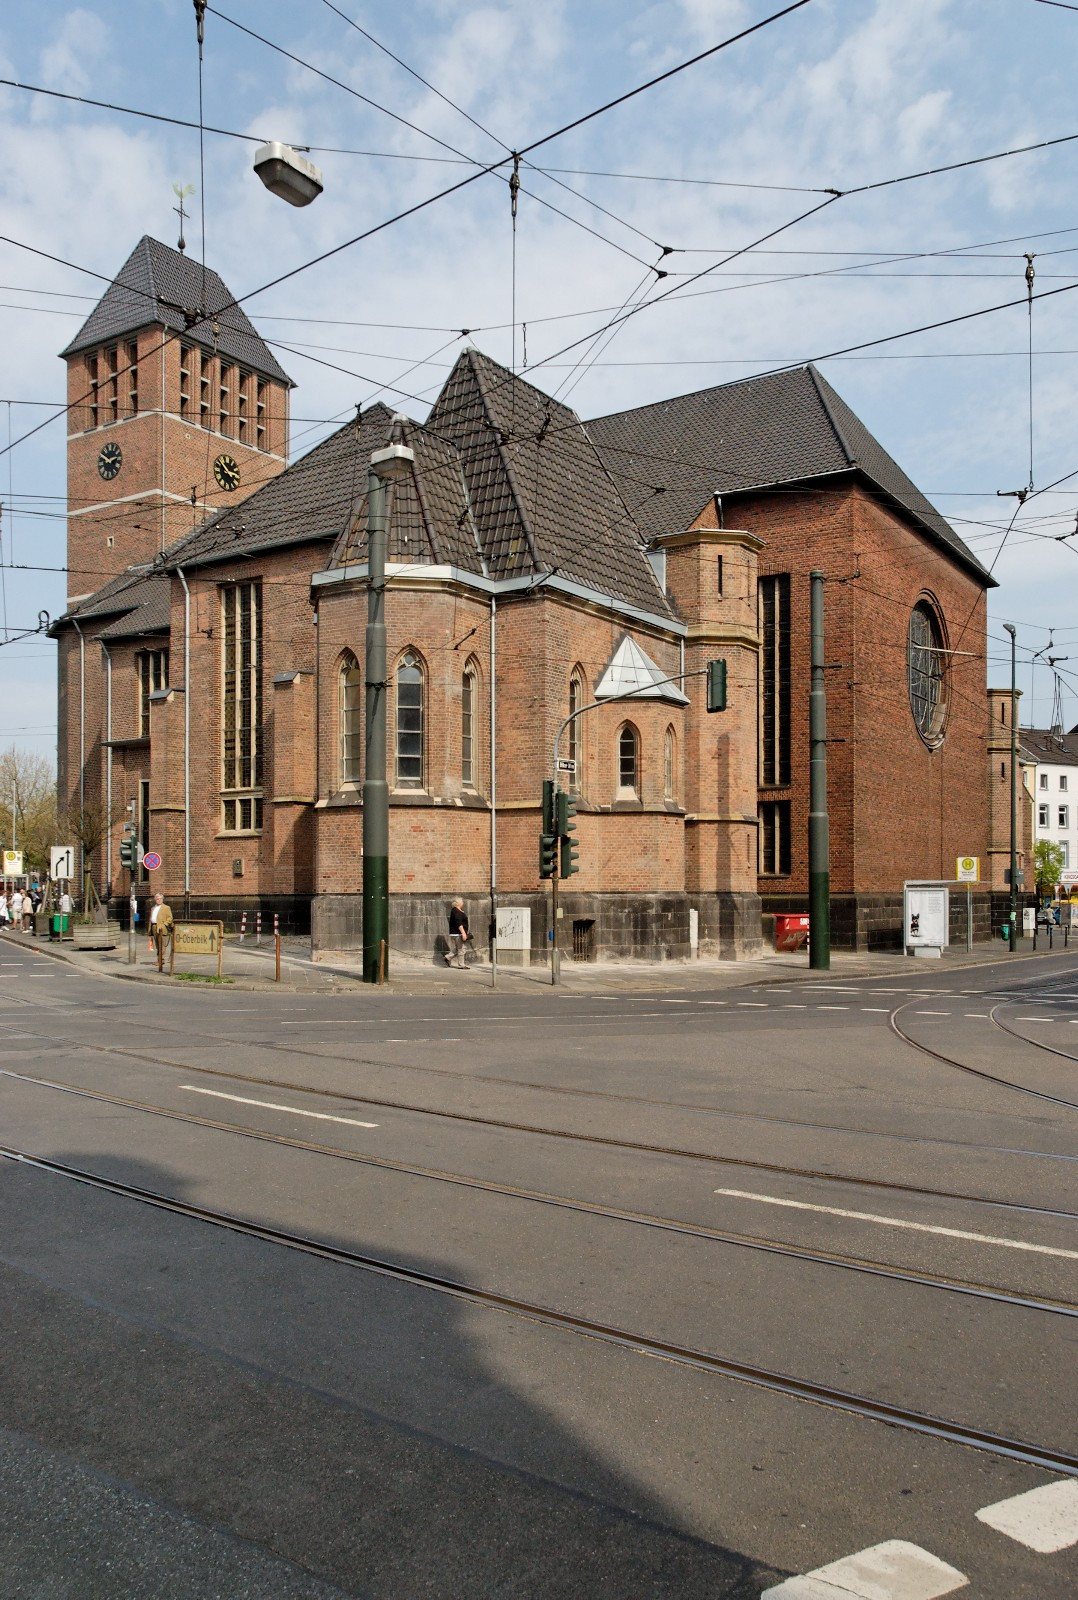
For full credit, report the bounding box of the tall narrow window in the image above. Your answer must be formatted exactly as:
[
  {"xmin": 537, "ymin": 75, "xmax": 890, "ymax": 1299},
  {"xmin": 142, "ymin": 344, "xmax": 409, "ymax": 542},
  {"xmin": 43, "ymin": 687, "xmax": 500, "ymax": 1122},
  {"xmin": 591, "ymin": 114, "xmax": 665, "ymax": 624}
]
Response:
[
  {"xmin": 758, "ymin": 800, "xmax": 791, "ymax": 875},
  {"xmin": 219, "ymin": 363, "xmax": 233, "ymax": 435},
  {"xmin": 137, "ymin": 648, "xmax": 169, "ymax": 738},
  {"xmin": 87, "ymin": 352, "xmax": 99, "ymax": 428},
  {"xmin": 221, "ymin": 580, "xmax": 263, "ymax": 831},
  {"xmin": 617, "ymin": 724, "xmax": 639, "ymax": 796},
  {"xmin": 759, "ymin": 574, "xmax": 791, "ymax": 787},
  {"xmin": 568, "ymin": 669, "xmax": 584, "ymax": 794},
  {"xmin": 179, "ymin": 345, "xmax": 192, "ymax": 418},
  {"xmin": 461, "ymin": 662, "xmax": 477, "ymax": 788},
  {"xmin": 396, "ymin": 651, "xmax": 424, "ymax": 788},
  {"xmin": 339, "ymin": 654, "xmax": 362, "ymax": 786},
  {"xmin": 105, "ymin": 344, "xmax": 119, "ymax": 421},
  {"xmin": 907, "ymin": 600, "xmax": 948, "ymax": 743},
  {"xmin": 126, "ymin": 340, "xmax": 138, "ymax": 416},
  {"xmin": 256, "ymin": 380, "xmax": 267, "ymax": 449},
  {"xmin": 664, "ymin": 725, "xmax": 676, "ymax": 802},
  {"xmin": 237, "ymin": 371, "xmax": 250, "ymax": 442},
  {"xmin": 199, "ymin": 351, "xmax": 212, "ymax": 429},
  {"xmin": 716, "ymin": 554, "xmax": 724, "ymax": 596}
]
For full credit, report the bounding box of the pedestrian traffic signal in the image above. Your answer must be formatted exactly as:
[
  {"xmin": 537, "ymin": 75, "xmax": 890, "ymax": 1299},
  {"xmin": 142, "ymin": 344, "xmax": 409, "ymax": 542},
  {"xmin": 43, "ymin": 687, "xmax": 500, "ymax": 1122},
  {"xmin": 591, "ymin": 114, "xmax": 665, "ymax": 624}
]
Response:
[
  {"xmin": 539, "ymin": 833, "xmax": 558, "ymax": 879},
  {"xmin": 555, "ymin": 791, "xmax": 578, "ymax": 877},
  {"xmin": 706, "ymin": 658, "xmax": 727, "ymax": 712},
  {"xmin": 119, "ymin": 837, "xmax": 136, "ymax": 871}
]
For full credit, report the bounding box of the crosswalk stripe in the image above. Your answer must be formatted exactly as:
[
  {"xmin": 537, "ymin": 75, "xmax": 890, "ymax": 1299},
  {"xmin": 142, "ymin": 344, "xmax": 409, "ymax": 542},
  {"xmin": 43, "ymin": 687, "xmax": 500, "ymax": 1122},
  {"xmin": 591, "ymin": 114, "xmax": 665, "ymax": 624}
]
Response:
[
  {"xmin": 975, "ymin": 1479, "xmax": 1078, "ymax": 1553},
  {"xmin": 761, "ymin": 1539, "xmax": 967, "ymax": 1598}
]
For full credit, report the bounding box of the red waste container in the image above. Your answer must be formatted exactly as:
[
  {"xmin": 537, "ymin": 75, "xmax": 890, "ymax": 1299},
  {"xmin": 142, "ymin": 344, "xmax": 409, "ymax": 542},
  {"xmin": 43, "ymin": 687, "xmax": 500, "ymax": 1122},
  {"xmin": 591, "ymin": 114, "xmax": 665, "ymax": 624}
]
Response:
[{"xmin": 774, "ymin": 913, "xmax": 810, "ymax": 952}]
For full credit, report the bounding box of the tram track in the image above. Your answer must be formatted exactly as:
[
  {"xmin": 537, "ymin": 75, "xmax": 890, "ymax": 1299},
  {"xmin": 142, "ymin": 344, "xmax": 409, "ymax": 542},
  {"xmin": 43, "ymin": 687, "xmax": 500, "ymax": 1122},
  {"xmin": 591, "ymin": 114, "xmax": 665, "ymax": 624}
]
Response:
[
  {"xmin": 9, "ymin": 1032, "xmax": 1075, "ymax": 1221},
  {"xmin": 890, "ymin": 998, "xmax": 1078, "ymax": 1111},
  {"xmin": 4, "ymin": 1066, "xmax": 1074, "ymax": 1315},
  {"xmin": 1, "ymin": 1134, "xmax": 1075, "ymax": 1480}
]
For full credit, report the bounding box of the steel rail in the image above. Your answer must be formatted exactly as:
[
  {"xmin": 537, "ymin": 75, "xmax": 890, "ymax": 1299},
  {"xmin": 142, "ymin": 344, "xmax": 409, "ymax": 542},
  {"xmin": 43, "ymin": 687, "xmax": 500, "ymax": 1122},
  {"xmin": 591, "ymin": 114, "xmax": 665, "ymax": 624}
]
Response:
[
  {"xmin": 2, "ymin": 1138, "xmax": 1076, "ymax": 1479},
  {"xmin": 990, "ymin": 1003, "xmax": 1078, "ymax": 1071},
  {"xmin": 889, "ymin": 999, "xmax": 1078, "ymax": 1111},
  {"xmin": 4, "ymin": 1068, "xmax": 1073, "ymax": 1316},
  {"xmin": 13, "ymin": 1032, "xmax": 1075, "ymax": 1221}
]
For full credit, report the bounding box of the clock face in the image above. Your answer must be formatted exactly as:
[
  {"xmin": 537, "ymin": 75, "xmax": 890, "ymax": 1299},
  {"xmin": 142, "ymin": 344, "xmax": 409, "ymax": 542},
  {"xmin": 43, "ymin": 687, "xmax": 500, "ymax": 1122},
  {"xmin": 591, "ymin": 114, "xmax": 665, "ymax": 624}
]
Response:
[
  {"xmin": 97, "ymin": 442, "xmax": 122, "ymax": 481},
  {"xmin": 214, "ymin": 453, "xmax": 241, "ymax": 492}
]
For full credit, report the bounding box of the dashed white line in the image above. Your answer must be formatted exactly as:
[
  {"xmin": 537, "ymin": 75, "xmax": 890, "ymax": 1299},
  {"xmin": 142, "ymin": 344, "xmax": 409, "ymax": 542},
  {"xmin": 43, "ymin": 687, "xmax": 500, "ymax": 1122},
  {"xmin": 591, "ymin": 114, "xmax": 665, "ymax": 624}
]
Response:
[
  {"xmin": 180, "ymin": 1085, "xmax": 378, "ymax": 1129},
  {"xmin": 964, "ymin": 1013, "xmax": 990, "ymax": 1018},
  {"xmin": 860, "ymin": 1007, "xmax": 890, "ymax": 1013},
  {"xmin": 699, "ymin": 1000, "xmax": 727, "ymax": 1006},
  {"xmin": 737, "ymin": 1002, "xmax": 768, "ymax": 1008},
  {"xmin": 762, "ymin": 1540, "xmax": 967, "ymax": 1599},
  {"xmin": 817, "ymin": 1004, "xmax": 848, "ymax": 1010},
  {"xmin": 975, "ymin": 1479, "xmax": 1078, "ymax": 1552},
  {"xmin": 711, "ymin": 1187, "xmax": 1078, "ymax": 1259},
  {"xmin": 914, "ymin": 1010, "xmax": 950, "ymax": 1016},
  {"xmin": 1014, "ymin": 1016, "xmax": 1055, "ymax": 1023}
]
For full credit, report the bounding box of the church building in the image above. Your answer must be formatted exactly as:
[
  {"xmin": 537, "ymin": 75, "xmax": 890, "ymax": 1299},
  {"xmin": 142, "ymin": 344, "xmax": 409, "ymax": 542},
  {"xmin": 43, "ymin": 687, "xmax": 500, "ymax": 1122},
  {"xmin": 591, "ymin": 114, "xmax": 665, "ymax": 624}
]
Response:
[{"xmin": 52, "ymin": 237, "xmax": 998, "ymax": 959}]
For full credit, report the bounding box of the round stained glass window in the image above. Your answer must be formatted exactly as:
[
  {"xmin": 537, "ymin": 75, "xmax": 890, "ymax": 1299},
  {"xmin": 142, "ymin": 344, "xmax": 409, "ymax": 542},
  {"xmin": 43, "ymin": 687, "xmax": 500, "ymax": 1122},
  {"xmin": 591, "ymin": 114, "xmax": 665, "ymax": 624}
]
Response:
[{"xmin": 907, "ymin": 601, "xmax": 948, "ymax": 743}]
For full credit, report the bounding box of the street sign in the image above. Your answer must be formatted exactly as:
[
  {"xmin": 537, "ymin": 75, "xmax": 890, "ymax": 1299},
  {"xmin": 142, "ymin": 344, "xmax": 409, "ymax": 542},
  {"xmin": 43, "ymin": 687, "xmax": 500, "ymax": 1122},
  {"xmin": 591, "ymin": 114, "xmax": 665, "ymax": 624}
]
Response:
[
  {"xmin": 955, "ymin": 855, "xmax": 979, "ymax": 883},
  {"xmin": 50, "ymin": 845, "xmax": 76, "ymax": 880},
  {"xmin": 556, "ymin": 758, "xmax": 576, "ymax": 773},
  {"xmin": 143, "ymin": 852, "xmax": 162, "ymax": 871},
  {"xmin": 3, "ymin": 849, "xmax": 24, "ymax": 876}
]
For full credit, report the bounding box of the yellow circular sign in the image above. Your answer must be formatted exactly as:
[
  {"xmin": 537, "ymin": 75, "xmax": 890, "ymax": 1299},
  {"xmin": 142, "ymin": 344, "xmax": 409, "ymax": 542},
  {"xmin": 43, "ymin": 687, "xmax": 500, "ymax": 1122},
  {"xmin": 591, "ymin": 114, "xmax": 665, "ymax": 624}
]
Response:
[{"xmin": 960, "ymin": 857, "xmax": 975, "ymax": 872}]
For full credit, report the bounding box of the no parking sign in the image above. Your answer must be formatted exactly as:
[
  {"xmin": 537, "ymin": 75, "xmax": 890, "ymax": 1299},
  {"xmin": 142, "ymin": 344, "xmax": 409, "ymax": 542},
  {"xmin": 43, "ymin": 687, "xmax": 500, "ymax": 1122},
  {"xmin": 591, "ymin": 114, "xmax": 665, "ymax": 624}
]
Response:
[{"xmin": 143, "ymin": 852, "xmax": 162, "ymax": 872}]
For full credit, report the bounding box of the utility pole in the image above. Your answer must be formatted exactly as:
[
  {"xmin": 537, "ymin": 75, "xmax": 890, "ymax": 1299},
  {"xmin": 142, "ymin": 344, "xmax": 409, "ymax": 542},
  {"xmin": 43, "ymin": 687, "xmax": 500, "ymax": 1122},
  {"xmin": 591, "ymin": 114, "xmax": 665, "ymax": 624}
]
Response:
[
  {"xmin": 1004, "ymin": 622, "xmax": 1018, "ymax": 951},
  {"xmin": 362, "ymin": 428, "xmax": 414, "ymax": 984},
  {"xmin": 808, "ymin": 571, "xmax": 831, "ymax": 970}
]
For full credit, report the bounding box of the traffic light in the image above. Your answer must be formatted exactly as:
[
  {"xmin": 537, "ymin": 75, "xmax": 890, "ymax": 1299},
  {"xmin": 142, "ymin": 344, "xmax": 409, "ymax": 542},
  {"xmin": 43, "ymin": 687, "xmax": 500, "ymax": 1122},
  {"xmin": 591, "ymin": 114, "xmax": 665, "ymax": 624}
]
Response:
[
  {"xmin": 119, "ymin": 837, "xmax": 136, "ymax": 871},
  {"xmin": 541, "ymin": 778, "xmax": 555, "ymax": 835},
  {"xmin": 539, "ymin": 832, "xmax": 558, "ymax": 879},
  {"xmin": 706, "ymin": 657, "xmax": 727, "ymax": 712},
  {"xmin": 556, "ymin": 790, "xmax": 579, "ymax": 878}
]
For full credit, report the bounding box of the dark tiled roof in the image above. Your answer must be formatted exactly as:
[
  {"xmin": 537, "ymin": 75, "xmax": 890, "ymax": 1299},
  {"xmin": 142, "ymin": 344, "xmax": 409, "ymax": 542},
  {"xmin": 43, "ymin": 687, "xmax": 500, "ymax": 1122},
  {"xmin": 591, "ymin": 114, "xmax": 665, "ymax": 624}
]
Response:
[
  {"xmin": 51, "ymin": 567, "xmax": 171, "ymax": 641},
  {"xmin": 162, "ymin": 409, "xmax": 398, "ymax": 571},
  {"xmin": 60, "ymin": 236, "xmax": 291, "ymax": 386},
  {"xmin": 1019, "ymin": 727, "xmax": 1078, "ymax": 765},
  {"xmin": 426, "ymin": 350, "xmax": 671, "ymax": 615},
  {"xmin": 587, "ymin": 364, "xmax": 993, "ymax": 585}
]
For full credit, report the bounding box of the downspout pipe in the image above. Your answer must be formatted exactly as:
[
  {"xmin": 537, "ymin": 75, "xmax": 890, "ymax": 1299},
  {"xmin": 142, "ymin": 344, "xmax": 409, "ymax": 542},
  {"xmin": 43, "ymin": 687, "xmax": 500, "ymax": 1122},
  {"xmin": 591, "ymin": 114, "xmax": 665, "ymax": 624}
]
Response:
[
  {"xmin": 176, "ymin": 568, "xmax": 192, "ymax": 914},
  {"xmin": 102, "ymin": 642, "xmax": 113, "ymax": 896},
  {"xmin": 71, "ymin": 617, "xmax": 86, "ymax": 901},
  {"xmin": 489, "ymin": 593, "xmax": 497, "ymax": 986}
]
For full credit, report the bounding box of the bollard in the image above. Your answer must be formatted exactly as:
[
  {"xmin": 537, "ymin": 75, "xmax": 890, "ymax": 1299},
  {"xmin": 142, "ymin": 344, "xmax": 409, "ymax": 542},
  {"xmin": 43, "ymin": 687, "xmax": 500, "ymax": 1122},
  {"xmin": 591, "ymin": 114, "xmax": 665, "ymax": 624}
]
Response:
[
  {"xmin": 274, "ymin": 912, "xmax": 279, "ymax": 939},
  {"xmin": 239, "ymin": 912, "xmax": 247, "ymax": 942},
  {"xmin": 275, "ymin": 930, "xmax": 281, "ymax": 983},
  {"xmin": 256, "ymin": 911, "xmax": 262, "ymax": 947}
]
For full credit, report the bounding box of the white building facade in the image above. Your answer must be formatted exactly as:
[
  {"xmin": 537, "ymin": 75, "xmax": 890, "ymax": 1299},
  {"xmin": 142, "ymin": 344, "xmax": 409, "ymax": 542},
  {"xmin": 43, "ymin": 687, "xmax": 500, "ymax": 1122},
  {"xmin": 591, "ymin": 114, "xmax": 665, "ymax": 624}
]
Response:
[{"xmin": 1021, "ymin": 728, "xmax": 1078, "ymax": 891}]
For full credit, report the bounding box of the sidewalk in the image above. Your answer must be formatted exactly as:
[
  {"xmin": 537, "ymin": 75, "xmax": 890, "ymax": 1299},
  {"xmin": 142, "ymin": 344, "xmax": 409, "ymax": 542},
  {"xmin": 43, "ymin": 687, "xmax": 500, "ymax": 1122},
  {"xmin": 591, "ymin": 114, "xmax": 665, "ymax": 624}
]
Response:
[{"xmin": 5, "ymin": 924, "xmax": 1072, "ymax": 997}]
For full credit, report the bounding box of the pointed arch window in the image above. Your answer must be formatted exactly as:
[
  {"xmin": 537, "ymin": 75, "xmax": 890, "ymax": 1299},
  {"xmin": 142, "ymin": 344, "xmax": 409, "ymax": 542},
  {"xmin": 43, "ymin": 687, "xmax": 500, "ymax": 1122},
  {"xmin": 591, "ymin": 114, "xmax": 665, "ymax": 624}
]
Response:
[
  {"xmin": 664, "ymin": 725, "xmax": 676, "ymax": 802},
  {"xmin": 396, "ymin": 650, "xmax": 424, "ymax": 788},
  {"xmin": 339, "ymin": 653, "xmax": 362, "ymax": 786},
  {"xmin": 462, "ymin": 661, "xmax": 478, "ymax": 789},
  {"xmin": 568, "ymin": 669, "xmax": 585, "ymax": 794},
  {"xmin": 617, "ymin": 724, "xmax": 639, "ymax": 797}
]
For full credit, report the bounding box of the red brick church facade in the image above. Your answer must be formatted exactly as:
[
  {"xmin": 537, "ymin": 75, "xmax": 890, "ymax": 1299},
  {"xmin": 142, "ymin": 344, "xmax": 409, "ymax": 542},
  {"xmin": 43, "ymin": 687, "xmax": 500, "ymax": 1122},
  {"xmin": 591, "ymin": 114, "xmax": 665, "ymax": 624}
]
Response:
[{"xmin": 53, "ymin": 237, "xmax": 997, "ymax": 957}]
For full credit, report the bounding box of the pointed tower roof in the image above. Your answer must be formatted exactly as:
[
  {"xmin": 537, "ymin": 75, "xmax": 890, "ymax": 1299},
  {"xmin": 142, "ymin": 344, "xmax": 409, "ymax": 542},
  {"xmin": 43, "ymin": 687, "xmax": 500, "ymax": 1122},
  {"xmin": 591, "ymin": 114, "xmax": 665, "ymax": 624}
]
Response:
[
  {"xmin": 60, "ymin": 235, "xmax": 292, "ymax": 385},
  {"xmin": 595, "ymin": 635, "xmax": 688, "ymax": 705}
]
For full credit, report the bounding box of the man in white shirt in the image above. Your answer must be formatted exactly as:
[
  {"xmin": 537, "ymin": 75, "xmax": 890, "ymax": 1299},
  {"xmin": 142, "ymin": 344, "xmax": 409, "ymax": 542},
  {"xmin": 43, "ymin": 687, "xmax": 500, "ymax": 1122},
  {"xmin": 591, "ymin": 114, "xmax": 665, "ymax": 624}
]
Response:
[{"xmin": 10, "ymin": 890, "xmax": 23, "ymax": 931}]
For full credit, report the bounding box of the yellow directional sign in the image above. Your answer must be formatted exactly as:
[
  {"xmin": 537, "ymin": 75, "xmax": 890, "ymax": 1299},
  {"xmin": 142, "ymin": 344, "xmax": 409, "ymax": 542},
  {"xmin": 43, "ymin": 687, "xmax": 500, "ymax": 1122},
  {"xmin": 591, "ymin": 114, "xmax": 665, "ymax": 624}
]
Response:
[{"xmin": 169, "ymin": 920, "xmax": 224, "ymax": 979}]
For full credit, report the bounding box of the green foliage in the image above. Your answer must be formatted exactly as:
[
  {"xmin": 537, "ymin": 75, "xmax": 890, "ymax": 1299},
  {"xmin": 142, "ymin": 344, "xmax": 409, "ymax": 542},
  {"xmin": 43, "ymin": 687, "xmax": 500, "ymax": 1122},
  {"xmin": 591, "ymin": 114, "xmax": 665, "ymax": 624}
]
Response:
[
  {"xmin": 0, "ymin": 746, "xmax": 57, "ymax": 875},
  {"xmin": 1034, "ymin": 838, "xmax": 1066, "ymax": 892}
]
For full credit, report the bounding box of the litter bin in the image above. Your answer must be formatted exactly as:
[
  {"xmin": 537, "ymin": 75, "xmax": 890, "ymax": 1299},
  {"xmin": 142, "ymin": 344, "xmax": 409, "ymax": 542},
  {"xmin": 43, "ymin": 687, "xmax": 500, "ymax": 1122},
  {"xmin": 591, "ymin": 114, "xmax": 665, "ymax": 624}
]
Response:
[
  {"xmin": 774, "ymin": 913, "xmax": 810, "ymax": 952},
  {"xmin": 50, "ymin": 914, "xmax": 70, "ymax": 941}
]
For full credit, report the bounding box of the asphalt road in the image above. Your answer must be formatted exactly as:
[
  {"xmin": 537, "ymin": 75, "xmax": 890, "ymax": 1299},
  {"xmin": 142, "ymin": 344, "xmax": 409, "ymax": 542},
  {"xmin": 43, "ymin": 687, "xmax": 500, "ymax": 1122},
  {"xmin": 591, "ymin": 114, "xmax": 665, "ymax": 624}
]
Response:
[{"xmin": 1, "ymin": 938, "xmax": 1076, "ymax": 1598}]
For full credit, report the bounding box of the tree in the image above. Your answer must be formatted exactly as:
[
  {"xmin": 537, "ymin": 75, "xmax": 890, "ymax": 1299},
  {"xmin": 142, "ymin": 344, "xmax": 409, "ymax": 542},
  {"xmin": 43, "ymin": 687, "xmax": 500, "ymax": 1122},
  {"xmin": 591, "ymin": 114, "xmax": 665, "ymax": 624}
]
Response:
[
  {"xmin": 1034, "ymin": 838, "xmax": 1065, "ymax": 896},
  {"xmin": 0, "ymin": 746, "xmax": 57, "ymax": 876}
]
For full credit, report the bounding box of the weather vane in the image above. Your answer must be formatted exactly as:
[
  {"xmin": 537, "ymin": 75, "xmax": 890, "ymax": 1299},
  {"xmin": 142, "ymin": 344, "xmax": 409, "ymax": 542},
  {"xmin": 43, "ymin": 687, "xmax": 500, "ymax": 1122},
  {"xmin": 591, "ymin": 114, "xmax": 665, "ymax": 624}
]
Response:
[{"xmin": 172, "ymin": 183, "xmax": 195, "ymax": 253}]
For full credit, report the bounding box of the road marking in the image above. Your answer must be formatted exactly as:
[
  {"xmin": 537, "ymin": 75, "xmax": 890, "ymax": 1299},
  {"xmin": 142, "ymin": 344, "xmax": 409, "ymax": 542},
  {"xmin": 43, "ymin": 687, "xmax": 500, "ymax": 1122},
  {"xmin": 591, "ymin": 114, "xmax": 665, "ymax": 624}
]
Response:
[
  {"xmin": 817, "ymin": 1004, "xmax": 848, "ymax": 1010},
  {"xmin": 711, "ymin": 1187, "xmax": 1078, "ymax": 1259},
  {"xmin": 1014, "ymin": 1016, "xmax": 1054, "ymax": 1023},
  {"xmin": 699, "ymin": 1000, "xmax": 727, "ymax": 1006},
  {"xmin": 860, "ymin": 1007, "xmax": 890, "ymax": 1013},
  {"xmin": 659, "ymin": 999, "xmax": 689, "ymax": 1004},
  {"xmin": 964, "ymin": 1013, "xmax": 989, "ymax": 1018},
  {"xmin": 762, "ymin": 1540, "xmax": 967, "ymax": 1599},
  {"xmin": 180, "ymin": 1085, "xmax": 378, "ymax": 1129},
  {"xmin": 737, "ymin": 1002, "xmax": 768, "ymax": 1008},
  {"xmin": 781, "ymin": 1003, "xmax": 807, "ymax": 1009},
  {"xmin": 975, "ymin": 1479, "xmax": 1078, "ymax": 1552},
  {"xmin": 914, "ymin": 1010, "xmax": 950, "ymax": 1016}
]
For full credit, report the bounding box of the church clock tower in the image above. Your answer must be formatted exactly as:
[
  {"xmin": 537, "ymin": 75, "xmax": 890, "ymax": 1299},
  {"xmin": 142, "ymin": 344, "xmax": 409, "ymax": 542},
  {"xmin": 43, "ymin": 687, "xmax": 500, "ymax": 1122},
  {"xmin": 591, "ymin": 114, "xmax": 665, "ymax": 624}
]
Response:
[{"xmin": 62, "ymin": 235, "xmax": 293, "ymax": 601}]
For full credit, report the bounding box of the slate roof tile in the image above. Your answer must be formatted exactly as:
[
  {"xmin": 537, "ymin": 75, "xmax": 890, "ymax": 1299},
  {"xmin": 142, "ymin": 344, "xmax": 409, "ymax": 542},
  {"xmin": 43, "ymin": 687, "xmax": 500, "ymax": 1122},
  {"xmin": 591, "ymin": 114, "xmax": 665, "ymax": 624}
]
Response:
[
  {"xmin": 587, "ymin": 364, "xmax": 993, "ymax": 584},
  {"xmin": 61, "ymin": 236, "xmax": 291, "ymax": 385}
]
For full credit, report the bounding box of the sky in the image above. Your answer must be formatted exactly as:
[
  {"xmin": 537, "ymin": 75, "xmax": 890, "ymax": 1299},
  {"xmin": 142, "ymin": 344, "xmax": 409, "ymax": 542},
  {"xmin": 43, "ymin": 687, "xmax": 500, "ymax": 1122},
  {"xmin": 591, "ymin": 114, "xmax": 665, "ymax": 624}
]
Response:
[{"xmin": 2, "ymin": 0, "xmax": 1078, "ymax": 765}]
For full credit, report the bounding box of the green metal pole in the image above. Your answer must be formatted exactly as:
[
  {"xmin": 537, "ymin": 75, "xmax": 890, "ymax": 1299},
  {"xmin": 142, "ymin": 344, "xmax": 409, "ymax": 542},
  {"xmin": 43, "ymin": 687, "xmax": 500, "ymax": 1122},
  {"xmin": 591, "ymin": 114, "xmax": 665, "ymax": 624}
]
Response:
[
  {"xmin": 1005, "ymin": 623, "xmax": 1018, "ymax": 952},
  {"xmin": 808, "ymin": 570, "xmax": 831, "ymax": 970},
  {"xmin": 362, "ymin": 462, "xmax": 389, "ymax": 984}
]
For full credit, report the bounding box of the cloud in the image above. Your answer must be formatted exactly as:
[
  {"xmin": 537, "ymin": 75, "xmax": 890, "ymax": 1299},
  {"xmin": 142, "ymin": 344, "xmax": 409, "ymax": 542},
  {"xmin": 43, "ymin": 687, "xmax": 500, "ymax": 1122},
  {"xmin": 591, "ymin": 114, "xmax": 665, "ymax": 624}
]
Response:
[{"xmin": 38, "ymin": 7, "xmax": 106, "ymax": 97}]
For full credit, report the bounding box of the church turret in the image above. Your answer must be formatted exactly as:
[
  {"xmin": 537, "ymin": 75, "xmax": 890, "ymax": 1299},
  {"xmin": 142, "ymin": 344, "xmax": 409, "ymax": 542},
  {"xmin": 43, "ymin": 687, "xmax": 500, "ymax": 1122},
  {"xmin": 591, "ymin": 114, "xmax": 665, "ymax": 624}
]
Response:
[{"xmin": 62, "ymin": 235, "xmax": 293, "ymax": 600}]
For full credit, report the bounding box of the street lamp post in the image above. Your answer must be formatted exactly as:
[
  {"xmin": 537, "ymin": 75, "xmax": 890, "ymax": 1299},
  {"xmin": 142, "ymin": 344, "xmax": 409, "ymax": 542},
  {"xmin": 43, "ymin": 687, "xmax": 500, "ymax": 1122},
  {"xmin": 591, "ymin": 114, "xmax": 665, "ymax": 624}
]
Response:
[
  {"xmin": 362, "ymin": 433, "xmax": 414, "ymax": 984},
  {"xmin": 1004, "ymin": 623, "xmax": 1018, "ymax": 952}
]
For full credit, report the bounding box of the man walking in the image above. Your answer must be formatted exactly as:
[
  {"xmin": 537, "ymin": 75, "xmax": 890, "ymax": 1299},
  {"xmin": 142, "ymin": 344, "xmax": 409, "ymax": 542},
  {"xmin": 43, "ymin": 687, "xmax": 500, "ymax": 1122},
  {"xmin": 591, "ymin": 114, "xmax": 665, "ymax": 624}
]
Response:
[
  {"xmin": 446, "ymin": 898, "xmax": 470, "ymax": 969},
  {"xmin": 150, "ymin": 892, "xmax": 174, "ymax": 971}
]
